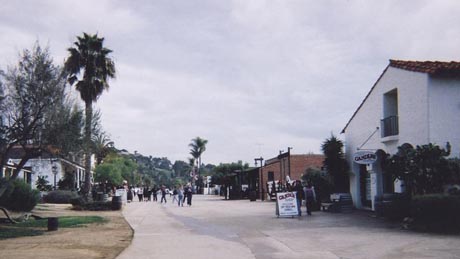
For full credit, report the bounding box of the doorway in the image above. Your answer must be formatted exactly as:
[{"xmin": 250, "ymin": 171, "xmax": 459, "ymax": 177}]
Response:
[{"xmin": 359, "ymin": 164, "xmax": 372, "ymax": 207}]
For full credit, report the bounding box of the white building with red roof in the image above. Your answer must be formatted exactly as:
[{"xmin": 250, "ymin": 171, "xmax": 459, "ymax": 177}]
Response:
[{"xmin": 341, "ymin": 60, "xmax": 460, "ymax": 210}]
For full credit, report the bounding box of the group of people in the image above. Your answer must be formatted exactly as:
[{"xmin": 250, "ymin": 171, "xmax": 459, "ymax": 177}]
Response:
[{"xmin": 126, "ymin": 184, "xmax": 194, "ymax": 207}]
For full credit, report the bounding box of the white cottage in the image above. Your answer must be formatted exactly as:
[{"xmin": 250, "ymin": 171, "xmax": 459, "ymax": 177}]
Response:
[{"xmin": 341, "ymin": 60, "xmax": 460, "ymax": 210}]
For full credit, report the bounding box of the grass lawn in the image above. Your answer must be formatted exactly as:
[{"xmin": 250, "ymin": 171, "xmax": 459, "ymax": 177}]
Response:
[{"xmin": 0, "ymin": 216, "xmax": 107, "ymax": 239}]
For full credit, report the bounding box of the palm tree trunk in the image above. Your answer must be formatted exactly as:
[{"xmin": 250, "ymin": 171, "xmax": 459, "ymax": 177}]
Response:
[{"xmin": 83, "ymin": 100, "xmax": 93, "ymax": 196}]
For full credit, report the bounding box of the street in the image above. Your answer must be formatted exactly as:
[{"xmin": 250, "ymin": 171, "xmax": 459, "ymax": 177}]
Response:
[{"xmin": 118, "ymin": 195, "xmax": 460, "ymax": 259}]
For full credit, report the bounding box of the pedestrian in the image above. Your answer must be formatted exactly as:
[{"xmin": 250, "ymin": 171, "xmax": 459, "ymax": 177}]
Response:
[
  {"xmin": 186, "ymin": 183, "xmax": 193, "ymax": 206},
  {"xmin": 183, "ymin": 185, "xmax": 188, "ymax": 204},
  {"xmin": 137, "ymin": 186, "xmax": 143, "ymax": 202},
  {"xmin": 143, "ymin": 186, "xmax": 150, "ymax": 202},
  {"xmin": 127, "ymin": 186, "xmax": 134, "ymax": 203},
  {"xmin": 177, "ymin": 185, "xmax": 184, "ymax": 207},
  {"xmin": 152, "ymin": 186, "xmax": 158, "ymax": 202},
  {"xmin": 172, "ymin": 187, "xmax": 178, "ymax": 204},
  {"xmin": 160, "ymin": 185, "xmax": 167, "ymax": 203},
  {"xmin": 303, "ymin": 182, "xmax": 316, "ymax": 216},
  {"xmin": 293, "ymin": 180, "xmax": 303, "ymax": 216}
]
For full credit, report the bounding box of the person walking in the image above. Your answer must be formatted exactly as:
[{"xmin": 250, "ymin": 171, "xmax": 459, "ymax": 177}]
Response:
[
  {"xmin": 186, "ymin": 183, "xmax": 193, "ymax": 206},
  {"xmin": 293, "ymin": 180, "xmax": 304, "ymax": 216},
  {"xmin": 171, "ymin": 187, "xmax": 178, "ymax": 204},
  {"xmin": 303, "ymin": 182, "xmax": 316, "ymax": 216},
  {"xmin": 160, "ymin": 185, "xmax": 167, "ymax": 204},
  {"xmin": 177, "ymin": 185, "xmax": 184, "ymax": 207},
  {"xmin": 137, "ymin": 186, "xmax": 143, "ymax": 202},
  {"xmin": 152, "ymin": 186, "xmax": 158, "ymax": 202}
]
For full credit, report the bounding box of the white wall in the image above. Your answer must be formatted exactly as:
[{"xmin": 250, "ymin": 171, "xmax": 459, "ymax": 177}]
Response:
[
  {"xmin": 344, "ymin": 66, "xmax": 429, "ymax": 208},
  {"xmin": 428, "ymin": 77, "xmax": 460, "ymax": 158}
]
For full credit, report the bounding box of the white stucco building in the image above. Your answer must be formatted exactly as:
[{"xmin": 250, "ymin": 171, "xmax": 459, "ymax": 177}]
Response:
[
  {"xmin": 341, "ymin": 60, "xmax": 460, "ymax": 210},
  {"xmin": 1, "ymin": 146, "xmax": 90, "ymax": 190}
]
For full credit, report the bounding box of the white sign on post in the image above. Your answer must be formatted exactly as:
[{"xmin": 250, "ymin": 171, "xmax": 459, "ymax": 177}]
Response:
[
  {"xmin": 276, "ymin": 192, "xmax": 299, "ymax": 217},
  {"xmin": 353, "ymin": 151, "xmax": 377, "ymax": 164}
]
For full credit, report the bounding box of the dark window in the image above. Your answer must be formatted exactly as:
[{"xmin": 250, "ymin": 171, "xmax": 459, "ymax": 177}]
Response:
[{"xmin": 267, "ymin": 171, "xmax": 274, "ymax": 182}]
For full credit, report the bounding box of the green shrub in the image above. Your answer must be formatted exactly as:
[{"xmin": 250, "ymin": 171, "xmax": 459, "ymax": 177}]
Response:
[
  {"xmin": 375, "ymin": 193, "xmax": 411, "ymax": 220},
  {"xmin": 72, "ymin": 201, "xmax": 113, "ymax": 211},
  {"xmin": 43, "ymin": 190, "xmax": 80, "ymax": 204},
  {"xmin": 0, "ymin": 179, "xmax": 40, "ymax": 212},
  {"xmin": 409, "ymin": 194, "xmax": 460, "ymax": 233}
]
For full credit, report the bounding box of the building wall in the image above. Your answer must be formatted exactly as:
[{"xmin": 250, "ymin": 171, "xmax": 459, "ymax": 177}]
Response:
[
  {"xmin": 428, "ymin": 77, "xmax": 460, "ymax": 157},
  {"xmin": 289, "ymin": 155, "xmax": 324, "ymax": 180},
  {"xmin": 344, "ymin": 67, "xmax": 430, "ymax": 209},
  {"xmin": 345, "ymin": 66, "xmax": 460, "ymax": 209},
  {"xmin": 258, "ymin": 154, "xmax": 324, "ymax": 200}
]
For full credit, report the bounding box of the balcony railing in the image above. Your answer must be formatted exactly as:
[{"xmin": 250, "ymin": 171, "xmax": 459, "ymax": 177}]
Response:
[{"xmin": 381, "ymin": 115, "xmax": 399, "ymax": 137}]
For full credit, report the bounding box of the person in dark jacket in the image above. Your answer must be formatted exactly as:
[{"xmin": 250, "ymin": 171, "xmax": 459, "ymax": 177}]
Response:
[{"xmin": 293, "ymin": 180, "xmax": 304, "ymax": 216}]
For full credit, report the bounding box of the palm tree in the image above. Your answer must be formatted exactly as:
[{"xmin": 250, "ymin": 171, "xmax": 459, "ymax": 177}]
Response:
[
  {"xmin": 321, "ymin": 134, "xmax": 349, "ymax": 192},
  {"xmin": 189, "ymin": 137, "xmax": 208, "ymax": 176},
  {"xmin": 92, "ymin": 131, "xmax": 114, "ymax": 165},
  {"xmin": 64, "ymin": 33, "xmax": 116, "ymax": 196}
]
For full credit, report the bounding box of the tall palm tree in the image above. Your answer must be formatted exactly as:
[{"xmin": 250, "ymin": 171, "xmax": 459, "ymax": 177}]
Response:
[
  {"xmin": 64, "ymin": 33, "xmax": 116, "ymax": 196},
  {"xmin": 189, "ymin": 137, "xmax": 208, "ymax": 176}
]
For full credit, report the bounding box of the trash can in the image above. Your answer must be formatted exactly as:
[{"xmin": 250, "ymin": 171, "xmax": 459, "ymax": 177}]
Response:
[
  {"xmin": 111, "ymin": 196, "xmax": 122, "ymax": 210},
  {"xmin": 48, "ymin": 217, "xmax": 59, "ymax": 231}
]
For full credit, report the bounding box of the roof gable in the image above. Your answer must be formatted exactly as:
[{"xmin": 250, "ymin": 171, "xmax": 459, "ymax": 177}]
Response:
[{"xmin": 341, "ymin": 59, "xmax": 460, "ymax": 134}]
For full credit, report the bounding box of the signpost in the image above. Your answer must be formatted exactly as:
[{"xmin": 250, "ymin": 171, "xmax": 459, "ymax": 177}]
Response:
[
  {"xmin": 353, "ymin": 150, "xmax": 377, "ymax": 164},
  {"xmin": 275, "ymin": 192, "xmax": 299, "ymax": 217}
]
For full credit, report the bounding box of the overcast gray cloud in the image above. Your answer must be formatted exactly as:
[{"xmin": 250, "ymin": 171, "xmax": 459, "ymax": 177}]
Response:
[{"xmin": 2, "ymin": 0, "xmax": 460, "ymax": 164}]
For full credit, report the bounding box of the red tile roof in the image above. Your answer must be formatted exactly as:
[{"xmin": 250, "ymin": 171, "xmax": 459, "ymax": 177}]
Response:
[{"xmin": 389, "ymin": 59, "xmax": 460, "ymax": 75}]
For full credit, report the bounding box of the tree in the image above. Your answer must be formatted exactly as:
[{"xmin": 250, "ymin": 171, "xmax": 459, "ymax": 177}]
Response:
[
  {"xmin": 64, "ymin": 33, "xmax": 116, "ymax": 196},
  {"xmin": 0, "ymin": 43, "xmax": 67, "ymax": 179},
  {"xmin": 321, "ymin": 134, "xmax": 349, "ymax": 192},
  {"xmin": 94, "ymin": 153, "xmax": 137, "ymax": 190},
  {"xmin": 189, "ymin": 137, "xmax": 208, "ymax": 176},
  {"xmin": 384, "ymin": 143, "xmax": 452, "ymax": 196},
  {"xmin": 92, "ymin": 131, "xmax": 114, "ymax": 165}
]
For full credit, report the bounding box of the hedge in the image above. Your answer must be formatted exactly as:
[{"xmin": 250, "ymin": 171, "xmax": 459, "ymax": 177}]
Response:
[{"xmin": 409, "ymin": 194, "xmax": 460, "ymax": 233}]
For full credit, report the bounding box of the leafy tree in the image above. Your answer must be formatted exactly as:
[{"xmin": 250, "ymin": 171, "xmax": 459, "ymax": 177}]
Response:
[
  {"xmin": 321, "ymin": 134, "xmax": 349, "ymax": 192},
  {"xmin": 94, "ymin": 153, "xmax": 137, "ymax": 190},
  {"xmin": 64, "ymin": 33, "xmax": 116, "ymax": 196},
  {"xmin": 42, "ymin": 100, "xmax": 84, "ymax": 156},
  {"xmin": 0, "ymin": 43, "xmax": 67, "ymax": 180},
  {"xmin": 384, "ymin": 143, "xmax": 452, "ymax": 196},
  {"xmin": 302, "ymin": 168, "xmax": 333, "ymax": 202},
  {"xmin": 172, "ymin": 160, "xmax": 191, "ymax": 178}
]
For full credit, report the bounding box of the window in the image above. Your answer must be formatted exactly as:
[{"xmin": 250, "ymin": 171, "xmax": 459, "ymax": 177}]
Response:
[
  {"xmin": 381, "ymin": 89, "xmax": 399, "ymax": 137},
  {"xmin": 267, "ymin": 171, "xmax": 274, "ymax": 182}
]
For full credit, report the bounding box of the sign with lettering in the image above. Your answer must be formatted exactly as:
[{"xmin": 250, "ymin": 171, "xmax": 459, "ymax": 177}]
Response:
[
  {"xmin": 353, "ymin": 151, "xmax": 377, "ymax": 164},
  {"xmin": 276, "ymin": 192, "xmax": 299, "ymax": 217}
]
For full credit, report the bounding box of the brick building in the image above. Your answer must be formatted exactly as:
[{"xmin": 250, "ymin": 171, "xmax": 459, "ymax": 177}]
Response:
[{"xmin": 257, "ymin": 152, "xmax": 324, "ymax": 200}]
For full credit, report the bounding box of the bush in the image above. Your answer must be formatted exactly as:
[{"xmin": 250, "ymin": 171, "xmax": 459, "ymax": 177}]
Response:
[
  {"xmin": 374, "ymin": 193, "xmax": 411, "ymax": 220},
  {"xmin": 409, "ymin": 194, "xmax": 460, "ymax": 233},
  {"xmin": 72, "ymin": 201, "xmax": 113, "ymax": 211},
  {"xmin": 43, "ymin": 190, "xmax": 80, "ymax": 204},
  {"xmin": 0, "ymin": 179, "xmax": 40, "ymax": 212}
]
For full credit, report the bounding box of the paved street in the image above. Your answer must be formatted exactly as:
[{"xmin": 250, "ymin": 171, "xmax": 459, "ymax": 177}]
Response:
[{"xmin": 117, "ymin": 195, "xmax": 460, "ymax": 259}]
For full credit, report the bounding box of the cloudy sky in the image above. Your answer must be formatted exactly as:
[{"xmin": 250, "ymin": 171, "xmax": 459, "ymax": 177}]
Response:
[{"xmin": 1, "ymin": 1, "xmax": 460, "ymax": 165}]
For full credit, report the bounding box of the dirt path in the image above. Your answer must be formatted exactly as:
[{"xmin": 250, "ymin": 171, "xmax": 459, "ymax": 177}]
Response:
[{"xmin": 0, "ymin": 204, "xmax": 133, "ymax": 259}]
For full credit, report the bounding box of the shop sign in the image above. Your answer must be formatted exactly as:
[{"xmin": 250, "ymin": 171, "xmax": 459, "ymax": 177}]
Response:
[
  {"xmin": 353, "ymin": 151, "xmax": 377, "ymax": 164},
  {"xmin": 276, "ymin": 192, "xmax": 299, "ymax": 217}
]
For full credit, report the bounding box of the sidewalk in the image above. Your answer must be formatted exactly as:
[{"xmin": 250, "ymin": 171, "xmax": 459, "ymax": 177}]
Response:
[{"xmin": 118, "ymin": 195, "xmax": 460, "ymax": 259}]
